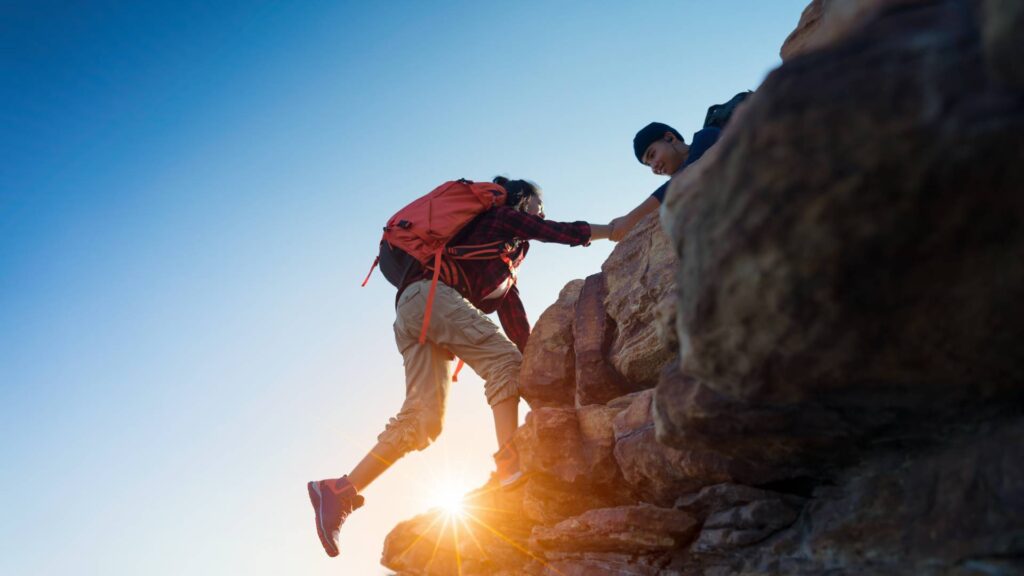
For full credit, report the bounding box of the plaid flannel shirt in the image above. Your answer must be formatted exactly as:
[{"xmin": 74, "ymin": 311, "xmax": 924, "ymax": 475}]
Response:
[{"xmin": 399, "ymin": 206, "xmax": 592, "ymax": 353}]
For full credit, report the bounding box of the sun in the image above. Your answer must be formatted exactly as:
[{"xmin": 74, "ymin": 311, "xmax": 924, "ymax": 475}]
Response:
[{"xmin": 431, "ymin": 485, "xmax": 467, "ymax": 518}]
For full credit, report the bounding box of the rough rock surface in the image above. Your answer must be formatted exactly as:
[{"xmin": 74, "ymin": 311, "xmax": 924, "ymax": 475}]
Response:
[
  {"xmin": 677, "ymin": 483, "xmax": 806, "ymax": 553},
  {"xmin": 602, "ymin": 211, "xmax": 677, "ymax": 388},
  {"xmin": 515, "ymin": 406, "xmax": 622, "ymax": 488},
  {"xmin": 518, "ymin": 279, "xmax": 583, "ymax": 408},
  {"xmin": 532, "ymin": 505, "xmax": 698, "ymax": 553},
  {"xmin": 613, "ymin": 388, "xmax": 743, "ymax": 505},
  {"xmin": 653, "ymin": 361, "xmax": 857, "ymax": 482},
  {"xmin": 382, "ymin": 2, "xmax": 1024, "ymax": 574},
  {"xmin": 664, "ymin": 0, "xmax": 1024, "ymax": 406},
  {"xmin": 573, "ymin": 272, "xmax": 634, "ymax": 406}
]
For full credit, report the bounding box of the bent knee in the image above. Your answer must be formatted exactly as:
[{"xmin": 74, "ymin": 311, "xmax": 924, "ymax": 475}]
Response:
[{"xmin": 379, "ymin": 411, "xmax": 444, "ymax": 455}]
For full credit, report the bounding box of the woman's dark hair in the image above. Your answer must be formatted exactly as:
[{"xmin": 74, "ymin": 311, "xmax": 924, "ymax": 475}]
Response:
[{"xmin": 493, "ymin": 176, "xmax": 541, "ymax": 212}]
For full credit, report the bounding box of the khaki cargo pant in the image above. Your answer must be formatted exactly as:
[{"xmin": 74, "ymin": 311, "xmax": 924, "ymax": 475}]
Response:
[{"xmin": 377, "ymin": 280, "xmax": 522, "ymax": 456}]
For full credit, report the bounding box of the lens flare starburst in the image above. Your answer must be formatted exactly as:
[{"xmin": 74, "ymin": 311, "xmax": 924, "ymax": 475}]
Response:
[{"xmin": 432, "ymin": 485, "xmax": 467, "ymax": 518}]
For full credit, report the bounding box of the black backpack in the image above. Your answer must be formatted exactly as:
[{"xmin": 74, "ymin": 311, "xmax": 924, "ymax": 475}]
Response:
[{"xmin": 703, "ymin": 90, "xmax": 753, "ymax": 129}]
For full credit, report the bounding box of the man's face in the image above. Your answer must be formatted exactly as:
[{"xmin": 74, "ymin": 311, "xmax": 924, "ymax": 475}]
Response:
[{"xmin": 642, "ymin": 133, "xmax": 689, "ymax": 176}]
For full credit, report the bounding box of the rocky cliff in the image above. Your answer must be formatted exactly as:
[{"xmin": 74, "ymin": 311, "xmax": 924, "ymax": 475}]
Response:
[{"xmin": 381, "ymin": 1, "xmax": 1024, "ymax": 574}]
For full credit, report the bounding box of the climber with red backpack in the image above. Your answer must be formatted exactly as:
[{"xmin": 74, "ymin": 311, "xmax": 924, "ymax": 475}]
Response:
[{"xmin": 307, "ymin": 176, "xmax": 613, "ymax": 558}]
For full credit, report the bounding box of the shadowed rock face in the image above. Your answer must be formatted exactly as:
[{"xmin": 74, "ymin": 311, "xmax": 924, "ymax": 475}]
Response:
[
  {"xmin": 664, "ymin": 0, "xmax": 1024, "ymax": 407},
  {"xmin": 382, "ymin": 2, "xmax": 1024, "ymax": 574},
  {"xmin": 531, "ymin": 504, "xmax": 699, "ymax": 553},
  {"xmin": 574, "ymin": 272, "xmax": 636, "ymax": 406},
  {"xmin": 519, "ymin": 279, "xmax": 583, "ymax": 408},
  {"xmin": 613, "ymin": 388, "xmax": 746, "ymax": 505}
]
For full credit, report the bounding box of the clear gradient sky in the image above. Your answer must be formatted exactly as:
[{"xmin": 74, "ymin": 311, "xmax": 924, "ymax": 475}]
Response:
[{"xmin": 2, "ymin": 2, "xmax": 808, "ymax": 574}]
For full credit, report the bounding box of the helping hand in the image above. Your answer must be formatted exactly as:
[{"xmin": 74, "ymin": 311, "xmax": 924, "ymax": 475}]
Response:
[{"xmin": 609, "ymin": 216, "xmax": 629, "ymax": 242}]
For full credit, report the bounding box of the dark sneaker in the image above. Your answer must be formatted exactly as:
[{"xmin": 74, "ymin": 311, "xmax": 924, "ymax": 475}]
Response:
[
  {"xmin": 493, "ymin": 442, "xmax": 524, "ymax": 489},
  {"xmin": 307, "ymin": 475, "xmax": 364, "ymax": 557}
]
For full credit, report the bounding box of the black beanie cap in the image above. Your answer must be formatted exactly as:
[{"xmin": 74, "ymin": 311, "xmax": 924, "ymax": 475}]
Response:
[{"xmin": 633, "ymin": 122, "xmax": 683, "ymax": 164}]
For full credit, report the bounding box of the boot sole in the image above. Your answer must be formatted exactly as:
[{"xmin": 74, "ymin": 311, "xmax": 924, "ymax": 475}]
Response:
[{"xmin": 499, "ymin": 470, "xmax": 527, "ymax": 490}]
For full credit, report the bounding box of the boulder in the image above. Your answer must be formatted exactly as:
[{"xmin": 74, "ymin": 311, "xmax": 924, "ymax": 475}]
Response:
[
  {"xmin": 663, "ymin": 0, "xmax": 1024, "ymax": 407},
  {"xmin": 515, "ymin": 406, "xmax": 622, "ymax": 488},
  {"xmin": 602, "ymin": 212, "xmax": 677, "ymax": 388},
  {"xmin": 516, "ymin": 408, "xmax": 587, "ymax": 485},
  {"xmin": 779, "ymin": 0, "xmax": 907, "ymax": 61},
  {"xmin": 573, "ymin": 272, "xmax": 635, "ymax": 406},
  {"xmin": 519, "ymin": 279, "xmax": 583, "ymax": 408}
]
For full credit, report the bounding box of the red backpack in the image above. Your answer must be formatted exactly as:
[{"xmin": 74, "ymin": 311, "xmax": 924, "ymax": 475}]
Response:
[{"xmin": 362, "ymin": 179, "xmax": 508, "ymax": 347}]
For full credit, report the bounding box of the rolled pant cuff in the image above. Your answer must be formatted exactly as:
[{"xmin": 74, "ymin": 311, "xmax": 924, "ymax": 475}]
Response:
[
  {"xmin": 376, "ymin": 422, "xmax": 428, "ymax": 456},
  {"xmin": 486, "ymin": 383, "xmax": 520, "ymax": 408}
]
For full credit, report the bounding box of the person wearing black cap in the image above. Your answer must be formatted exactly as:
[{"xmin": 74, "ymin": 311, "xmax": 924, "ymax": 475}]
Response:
[{"xmin": 608, "ymin": 121, "xmax": 722, "ymax": 241}]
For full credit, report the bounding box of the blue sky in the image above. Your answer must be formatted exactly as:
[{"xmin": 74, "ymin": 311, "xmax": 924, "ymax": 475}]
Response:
[{"xmin": 2, "ymin": 2, "xmax": 808, "ymax": 574}]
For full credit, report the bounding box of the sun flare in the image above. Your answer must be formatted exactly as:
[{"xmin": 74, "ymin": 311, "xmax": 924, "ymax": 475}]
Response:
[{"xmin": 432, "ymin": 486, "xmax": 468, "ymax": 518}]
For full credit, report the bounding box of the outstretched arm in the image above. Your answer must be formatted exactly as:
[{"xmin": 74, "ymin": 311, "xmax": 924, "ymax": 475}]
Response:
[
  {"xmin": 610, "ymin": 195, "xmax": 660, "ymax": 241},
  {"xmin": 588, "ymin": 223, "xmax": 613, "ymax": 241},
  {"xmin": 488, "ymin": 207, "xmax": 605, "ymax": 246}
]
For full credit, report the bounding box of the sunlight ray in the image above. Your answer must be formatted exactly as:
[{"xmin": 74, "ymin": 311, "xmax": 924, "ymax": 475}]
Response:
[
  {"xmin": 462, "ymin": 510, "xmax": 567, "ymax": 576},
  {"xmin": 452, "ymin": 513, "xmax": 464, "ymax": 576},
  {"xmin": 394, "ymin": 510, "xmax": 446, "ymax": 562},
  {"xmin": 456, "ymin": 514, "xmax": 488, "ymax": 560},
  {"xmin": 424, "ymin": 514, "xmax": 451, "ymax": 574}
]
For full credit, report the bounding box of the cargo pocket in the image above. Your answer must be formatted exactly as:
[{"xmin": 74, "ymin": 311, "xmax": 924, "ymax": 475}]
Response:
[
  {"xmin": 453, "ymin": 308, "xmax": 501, "ymax": 346},
  {"xmin": 397, "ymin": 282, "xmax": 424, "ymax": 311}
]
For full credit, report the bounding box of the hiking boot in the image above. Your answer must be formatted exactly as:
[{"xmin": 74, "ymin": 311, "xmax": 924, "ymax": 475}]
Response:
[
  {"xmin": 307, "ymin": 475, "xmax": 364, "ymax": 557},
  {"xmin": 493, "ymin": 442, "xmax": 525, "ymax": 489}
]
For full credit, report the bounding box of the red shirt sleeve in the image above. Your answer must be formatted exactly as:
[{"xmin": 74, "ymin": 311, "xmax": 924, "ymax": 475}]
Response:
[
  {"xmin": 497, "ymin": 284, "xmax": 531, "ymax": 354},
  {"xmin": 488, "ymin": 207, "xmax": 592, "ymax": 246}
]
